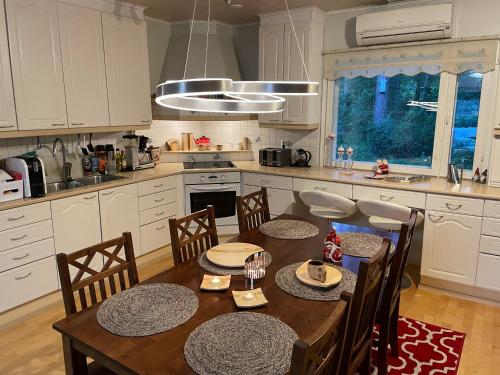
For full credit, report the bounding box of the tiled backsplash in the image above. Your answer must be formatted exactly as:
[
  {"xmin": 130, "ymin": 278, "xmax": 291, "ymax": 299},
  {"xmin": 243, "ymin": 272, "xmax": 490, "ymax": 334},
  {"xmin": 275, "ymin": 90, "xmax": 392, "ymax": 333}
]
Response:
[{"xmin": 142, "ymin": 120, "xmax": 321, "ymax": 165}]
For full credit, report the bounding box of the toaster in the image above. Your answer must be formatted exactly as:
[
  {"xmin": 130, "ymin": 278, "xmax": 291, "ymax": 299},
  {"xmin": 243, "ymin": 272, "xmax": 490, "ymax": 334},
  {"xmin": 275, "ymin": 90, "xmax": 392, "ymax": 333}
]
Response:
[
  {"xmin": 5, "ymin": 156, "xmax": 47, "ymax": 197},
  {"xmin": 259, "ymin": 148, "xmax": 292, "ymax": 167}
]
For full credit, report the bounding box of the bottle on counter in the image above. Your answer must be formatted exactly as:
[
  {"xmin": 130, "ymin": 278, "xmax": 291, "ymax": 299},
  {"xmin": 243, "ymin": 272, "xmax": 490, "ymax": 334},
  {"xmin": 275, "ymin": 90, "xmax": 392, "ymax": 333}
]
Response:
[
  {"xmin": 120, "ymin": 150, "xmax": 127, "ymax": 171},
  {"xmin": 81, "ymin": 155, "xmax": 92, "ymax": 176},
  {"xmin": 115, "ymin": 148, "xmax": 122, "ymax": 172},
  {"xmin": 105, "ymin": 144, "xmax": 116, "ymax": 175},
  {"xmin": 95, "ymin": 145, "xmax": 107, "ymax": 174}
]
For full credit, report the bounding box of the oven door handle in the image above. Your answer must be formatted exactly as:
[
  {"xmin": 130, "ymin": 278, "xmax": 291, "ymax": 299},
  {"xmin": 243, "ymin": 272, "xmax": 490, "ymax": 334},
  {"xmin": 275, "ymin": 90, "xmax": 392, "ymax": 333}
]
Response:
[{"xmin": 190, "ymin": 184, "xmax": 238, "ymax": 192}]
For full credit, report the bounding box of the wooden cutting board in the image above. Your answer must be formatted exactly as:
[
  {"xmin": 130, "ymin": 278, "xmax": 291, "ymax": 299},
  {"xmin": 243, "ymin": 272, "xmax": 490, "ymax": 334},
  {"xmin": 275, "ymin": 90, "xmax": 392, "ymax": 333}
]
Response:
[{"xmin": 206, "ymin": 242, "xmax": 264, "ymax": 268}]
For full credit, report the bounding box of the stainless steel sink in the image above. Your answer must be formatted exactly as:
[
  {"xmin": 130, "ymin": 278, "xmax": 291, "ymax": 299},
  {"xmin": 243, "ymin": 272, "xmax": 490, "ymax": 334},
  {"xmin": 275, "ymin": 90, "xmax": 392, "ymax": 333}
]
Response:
[{"xmin": 46, "ymin": 175, "xmax": 127, "ymax": 193}]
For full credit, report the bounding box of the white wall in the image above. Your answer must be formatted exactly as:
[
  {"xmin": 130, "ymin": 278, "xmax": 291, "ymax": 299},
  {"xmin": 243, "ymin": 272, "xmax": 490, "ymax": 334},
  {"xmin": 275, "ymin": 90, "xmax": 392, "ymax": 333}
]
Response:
[
  {"xmin": 146, "ymin": 17, "xmax": 171, "ymax": 93},
  {"xmin": 324, "ymin": 0, "xmax": 500, "ymax": 50}
]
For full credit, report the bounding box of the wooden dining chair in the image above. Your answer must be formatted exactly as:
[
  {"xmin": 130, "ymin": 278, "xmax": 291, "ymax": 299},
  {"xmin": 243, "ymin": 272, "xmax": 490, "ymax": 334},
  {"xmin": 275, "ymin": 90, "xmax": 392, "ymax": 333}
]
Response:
[
  {"xmin": 169, "ymin": 205, "xmax": 219, "ymax": 265},
  {"xmin": 56, "ymin": 232, "xmax": 139, "ymax": 317},
  {"xmin": 375, "ymin": 208, "xmax": 419, "ymax": 375},
  {"xmin": 236, "ymin": 187, "xmax": 271, "ymax": 233},
  {"xmin": 290, "ymin": 293, "xmax": 351, "ymax": 375},
  {"xmin": 340, "ymin": 238, "xmax": 391, "ymax": 375}
]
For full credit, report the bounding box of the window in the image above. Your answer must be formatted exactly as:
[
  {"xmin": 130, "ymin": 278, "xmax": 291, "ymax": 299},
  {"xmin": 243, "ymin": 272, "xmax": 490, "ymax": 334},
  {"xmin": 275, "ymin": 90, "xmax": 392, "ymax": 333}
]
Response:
[{"xmin": 333, "ymin": 73, "xmax": 441, "ymax": 168}]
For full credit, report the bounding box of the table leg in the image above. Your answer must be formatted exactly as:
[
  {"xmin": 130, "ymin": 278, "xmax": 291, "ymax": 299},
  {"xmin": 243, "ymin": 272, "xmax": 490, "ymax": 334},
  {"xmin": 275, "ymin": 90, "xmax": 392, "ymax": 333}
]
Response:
[{"xmin": 62, "ymin": 336, "xmax": 88, "ymax": 375}]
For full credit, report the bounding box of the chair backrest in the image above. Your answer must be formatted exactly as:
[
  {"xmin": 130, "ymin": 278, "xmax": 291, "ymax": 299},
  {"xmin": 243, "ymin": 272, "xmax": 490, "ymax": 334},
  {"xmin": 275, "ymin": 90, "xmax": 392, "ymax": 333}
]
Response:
[
  {"xmin": 56, "ymin": 232, "xmax": 139, "ymax": 317},
  {"xmin": 236, "ymin": 187, "xmax": 271, "ymax": 233},
  {"xmin": 341, "ymin": 238, "xmax": 391, "ymax": 374},
  {"xmin": 299, "ymin": 190, "xmax": 357, "ymax": 215},
  {"xmin": 169, "ymin": 205, "xmax": 219, "ymax": 265},
  {"xmin": 290, "ymin": 294, "xmax": 351, "ymax": 375},
  {"xmin": 380, "ymin": 208, "xmax": 418, "ymax": 315},
  {"xmin": 357, "ymin": 198, "xmax": 411, "ymax": 222}
]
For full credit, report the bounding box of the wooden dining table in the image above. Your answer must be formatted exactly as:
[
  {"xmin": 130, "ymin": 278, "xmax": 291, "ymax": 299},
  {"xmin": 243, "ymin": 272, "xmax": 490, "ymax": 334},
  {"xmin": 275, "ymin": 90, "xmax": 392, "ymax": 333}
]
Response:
[{"xmin": 53, "ymin": 214, "xmax": 398, "ymax": 375}]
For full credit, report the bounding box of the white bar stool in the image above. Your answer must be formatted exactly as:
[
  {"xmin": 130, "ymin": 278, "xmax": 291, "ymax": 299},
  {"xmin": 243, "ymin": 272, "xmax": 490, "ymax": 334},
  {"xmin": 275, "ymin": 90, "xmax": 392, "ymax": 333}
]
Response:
[
  {"xmin": 299, "ymin": 190, "xmax": 357, "ymax": 221},
  {"xmin": 356, "ymin": 198, "xmax": 424, "ymax": 231}
]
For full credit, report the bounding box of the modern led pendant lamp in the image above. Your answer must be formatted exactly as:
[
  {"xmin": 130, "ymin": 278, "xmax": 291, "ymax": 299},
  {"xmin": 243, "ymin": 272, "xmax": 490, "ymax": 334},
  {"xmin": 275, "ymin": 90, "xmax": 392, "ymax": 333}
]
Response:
[{"xmin": 155, "ymin": 0, "xmax": 319, "ymax": 113}]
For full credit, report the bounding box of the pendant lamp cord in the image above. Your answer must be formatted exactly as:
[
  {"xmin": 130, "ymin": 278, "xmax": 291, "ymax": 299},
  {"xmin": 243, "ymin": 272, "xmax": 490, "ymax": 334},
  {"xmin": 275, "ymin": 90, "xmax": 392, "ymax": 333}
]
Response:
[
  {"xmin": 284, "ymin": 0, "xmax": 311, "ymax": 81},
  {"xmin": 204, "ymin": 0, "xmax": 211, "ymax": 78},
  {"xmin": 183, "ymin": 0, "xmax": 198, "ymax": 79}
]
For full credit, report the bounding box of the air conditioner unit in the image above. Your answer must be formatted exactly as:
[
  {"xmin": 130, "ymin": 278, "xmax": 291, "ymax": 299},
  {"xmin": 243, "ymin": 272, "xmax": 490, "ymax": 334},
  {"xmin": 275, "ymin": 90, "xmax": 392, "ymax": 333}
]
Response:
[{"xmin": 356, "ymin": 3, "xmax": 453, "ymax": 46}]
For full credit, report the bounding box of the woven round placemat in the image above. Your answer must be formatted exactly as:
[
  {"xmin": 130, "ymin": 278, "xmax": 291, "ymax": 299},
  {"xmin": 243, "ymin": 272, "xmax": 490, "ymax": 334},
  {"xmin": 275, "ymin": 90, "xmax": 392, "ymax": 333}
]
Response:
[
  {"xmin": 198, "ymin": 250, "xmax": 272, "ymax": 276},
  {"xmin": 96, "ymin": 283, "xmax": 198, "ymax": 337},
  {"xmin": 275, "ymin": 262, "xmax": 357, "ymax": 301},
  {"xmin": 259, "ymin": 219, "xmax": 320, "ymax": 240},
  {"xmin": 341, "ymin": 232, "xmax": 395, "ymax": 258},
  {"xmin": 184, "ymin": 312, "xmax": 298, "ymax": 375}
]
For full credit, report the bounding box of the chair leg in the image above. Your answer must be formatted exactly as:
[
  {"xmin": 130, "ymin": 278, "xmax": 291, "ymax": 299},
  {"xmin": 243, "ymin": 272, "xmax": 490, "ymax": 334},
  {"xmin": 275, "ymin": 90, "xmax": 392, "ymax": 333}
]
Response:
[
  {"xmin": 377, "ymin": 322, "xmax": 389, "ymax": 375},
  {"xmin": 389, "ymin": 306, "xmax": 400, "ymax": 357}
]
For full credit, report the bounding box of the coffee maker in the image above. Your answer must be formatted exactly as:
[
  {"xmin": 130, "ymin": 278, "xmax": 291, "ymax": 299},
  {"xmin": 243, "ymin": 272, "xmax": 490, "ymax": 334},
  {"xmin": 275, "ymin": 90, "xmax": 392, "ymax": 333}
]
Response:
[{"xmin": 122, "ymin": 135, "xmax": 155, "ymax": 171}]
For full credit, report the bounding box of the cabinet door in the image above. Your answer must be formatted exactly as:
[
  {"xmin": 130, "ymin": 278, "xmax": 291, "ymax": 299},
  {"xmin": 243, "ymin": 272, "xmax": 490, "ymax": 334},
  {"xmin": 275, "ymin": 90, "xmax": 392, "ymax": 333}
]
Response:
[
  {"xmin": 489, "ymin": 138, "xmax": 500, "ymax": 187},
  {"xmin": 6, "ymin": 0, "xmax": 67, "ymax": 130},
  {"xmin": 102, "ymin": 13, "xmax": 151, "ymax": 126},
  {"xmin": 258, "ymin": 24, "xmax": 283, "ymax": 124},
  {"xmin": 51, "ymin": 193, "xmax": 101, "ymax": 254},
  {"xmin": 99, "ymin": 184, "xmax": 141, "ymax": 255},
  {"xmin": 58, "ymin": 3, "xmax": 109, "ymax": 128},
  {"xmin": 421, "ymin": 211, "xmax": 482, "ymax": 285},
  {"xmin": 283, "ymin": 22, "xmax": 310, "ymax": 124},
  {"xmin": 0, "ymin": 0, "xmax": 17, "ymax": 132}
]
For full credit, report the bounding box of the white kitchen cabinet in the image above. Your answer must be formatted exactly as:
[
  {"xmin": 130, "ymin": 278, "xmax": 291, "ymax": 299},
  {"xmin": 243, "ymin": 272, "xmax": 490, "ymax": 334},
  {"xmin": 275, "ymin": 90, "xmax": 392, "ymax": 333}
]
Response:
[
  {"xmin": 102, "ymin": 13, "xmax": 152, "ymax": 126},
  {"xmin": 489, "ymin": 138, "xmax": 500, "ymax": 187},
  {"xmin": 476, "ymin": 253, "xmax": 500, "ymax": 291},
  {"xmin": 58, "ymin": 2, "xmax": 109, "ymax": 128},
  {"xmin": 99, "ymin": 184, "xmax": 141, "ymax": 255},
  {"xmin": 421, "ymin": 211, "xmax": 482, "ymax": 285},
  {"xmin": 293, "ymin": 178, "xmax": 352, "ymax": 199},
  {"xmin": 140, "ymin": 218, "xmax": 170, "ymax": 255},
  {"xmin": 243, "ymin": 184, "xmax": 294, "ymax": 216},
  {"xmin": 51, "ymin": 192, "xmax": 102, "ymax": 254},
  {"xmin": 0, "ymin": 0, "xmax": 17, "ymax": 131},
  {"xmin": 6, "ymin": 0, "xmax": 68, "ymax": 130}
]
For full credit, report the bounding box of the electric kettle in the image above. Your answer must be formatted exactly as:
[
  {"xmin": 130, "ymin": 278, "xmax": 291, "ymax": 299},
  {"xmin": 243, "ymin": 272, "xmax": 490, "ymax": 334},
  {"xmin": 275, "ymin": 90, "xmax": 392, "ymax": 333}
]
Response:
[{"xmin": 293, "ymin": 149, "xmax": 312, "ymax": 168}]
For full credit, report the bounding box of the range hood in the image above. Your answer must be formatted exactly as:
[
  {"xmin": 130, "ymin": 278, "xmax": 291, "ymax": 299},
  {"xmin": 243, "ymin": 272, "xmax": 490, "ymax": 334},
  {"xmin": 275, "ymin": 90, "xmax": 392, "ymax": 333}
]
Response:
[{"xmin": 153, "ymin": 21, "xmax": 254, "ymax": 120}]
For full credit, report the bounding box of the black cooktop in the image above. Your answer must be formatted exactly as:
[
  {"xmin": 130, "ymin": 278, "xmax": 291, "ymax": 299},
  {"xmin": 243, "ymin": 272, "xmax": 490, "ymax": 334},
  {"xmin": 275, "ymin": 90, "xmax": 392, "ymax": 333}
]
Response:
[{"xmin": 183, "ymin": 161, "xmax": 236, "ymax": 169}]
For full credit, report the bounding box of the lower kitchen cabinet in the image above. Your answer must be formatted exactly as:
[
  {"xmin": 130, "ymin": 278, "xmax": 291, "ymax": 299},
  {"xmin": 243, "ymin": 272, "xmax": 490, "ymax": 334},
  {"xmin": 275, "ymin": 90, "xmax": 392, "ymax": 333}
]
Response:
[
  {"xmin": 243, "ymin": 184, "xmax": 294, "ymax": 216},
  {"xmin": 421, "ymin": 211, "xmax": 482, "ymax": 285},
  {"xmin": 99, "ymin": 184, "xmax": 141, "ymax": 255},
  {"xmin": 476, "ymin": 253, "xmax": 500, "ymax": 291},
  {"xmin": 140, "ymin": 218, "xmax": 170, "ymax": 255},
  {"xmin": 51, "ymin": 192, "xmax": 102, "ymax": 254}
]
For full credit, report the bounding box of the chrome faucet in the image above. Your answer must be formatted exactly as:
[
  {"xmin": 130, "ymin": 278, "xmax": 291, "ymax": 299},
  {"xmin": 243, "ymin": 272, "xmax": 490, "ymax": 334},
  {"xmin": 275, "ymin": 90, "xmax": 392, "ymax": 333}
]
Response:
[
  {"xmin": 214, "ymin": 153, "xmax": 222, "ymax": 160},
  {"xmin": 52, "ymin": 138, "xmax": 72, "ymax": 182}
]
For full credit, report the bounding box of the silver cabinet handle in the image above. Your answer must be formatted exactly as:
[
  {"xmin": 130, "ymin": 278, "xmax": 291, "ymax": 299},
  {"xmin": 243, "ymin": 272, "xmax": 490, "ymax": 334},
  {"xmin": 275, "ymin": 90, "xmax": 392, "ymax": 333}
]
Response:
[
  {"xmin": 155, "ymin": 211, "xmax": 165, "ymax": 216},
  {"xmin": 282, "ymin": 120, "xmax": 294, "ymax": 123},
  {"xmin": 314, "ymin": 186, "xmax": 326, "ymax": 191},
  {"xmin": 0, "ymin": 125, "xmax": 15, "ymax": 128},
  {"xmin": 445, "ymin": 203, "xmax": 463, "ymax": 211},
  {"xmin": 153, "ymin": 184, "xmax": 164, "ymax": 188},
  {"xmin": 71, "ymin": 122, "xmax": 84, "ymax": 126},
  {"xmin": 427, "ymin": 213, "xmax": 444, "ymax": 223},
  {"xmin": 141, "ymin": 120, "xmax": 151, "ymax": 123},
  {"xmin": 51, "ymin": 123, "xmax": 66, "ymax": 127},
  {"xmin": 154, "ymin": 198, "xmax": 164, "ymax": 203},
  {"xmin": 156, "ymin": 225, "xmax": 165, "ymax": 230},
  {"xmin": 7, "ymin": 215, "xmax": 25, "ymax": 221},
  {"xmin": 13, "ymin": 252, "xmax": 30, "ymax": 261},
  {"xmin": 83, "ymin": 195, "xmax": 97, "ymax": 200},
  {"xmin": 101, "ymin": 191, "xmax": 114, "ymax": 196},
  {"xmin": 10, "ymin": 234, "xmax": 28, "ymax": 241},
  {"xmin": 14, "ymin": 272, "xmax": 32, "ymax": 280},
  {"xmin": 380, "ymin": 195, "xmax": 394, "ymax": 202},
  {"xmin": 270, "ymin": 120, "xmax": 280, "ymax": 122}
]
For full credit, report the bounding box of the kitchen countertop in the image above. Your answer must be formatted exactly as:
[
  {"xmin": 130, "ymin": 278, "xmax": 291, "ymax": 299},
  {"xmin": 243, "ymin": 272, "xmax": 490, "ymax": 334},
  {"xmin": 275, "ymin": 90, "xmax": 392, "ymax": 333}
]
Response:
[{"xmin": 1, "ymin": 161, "xmax": 499, "ymax": 212}]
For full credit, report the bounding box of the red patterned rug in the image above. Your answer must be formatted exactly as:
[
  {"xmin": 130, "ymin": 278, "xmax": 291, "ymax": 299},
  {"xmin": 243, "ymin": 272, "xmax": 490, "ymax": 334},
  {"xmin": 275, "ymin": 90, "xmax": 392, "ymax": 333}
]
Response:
[{"xmin": 371, "ymin": 316, "xmax": 466, "ymax": 374}]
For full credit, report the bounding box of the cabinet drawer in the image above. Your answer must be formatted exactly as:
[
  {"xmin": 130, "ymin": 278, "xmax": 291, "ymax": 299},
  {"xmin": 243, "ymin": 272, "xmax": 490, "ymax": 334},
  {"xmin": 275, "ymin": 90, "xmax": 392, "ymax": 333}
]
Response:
[
  {"xmin": 0, "ymin": 202, "xmax": 51, "ymax": 231},
  {"xmin": 138, "ymin": 176, "xmax": 176, "ymax": 197},
  {"xmin": 426, "ymin": 194, "xmax": 484, "ymax": 216},
  {"xmin": 479, "ymin": 235, "xmax": 500, "ymax": 256},
  {"xmin": 0, "ymin": 219, "xmax": 53, "ymax": 252},
  {"xmin": 482, "ymin": 218, "xmax": 500, "ymax": 237},
  {"xmin": 353, "ymin": 185, "xmax": 426, "ymax": 209},
  {"xmin": 483, "ymin": 200, "xmax": 500, "ymax": 218},
  {"xmin": 293, "ymin": 178, "xmax": 352, "ymax": 199},
  {"xmin": 140, "ymin": 202, "xmax": 177, "ymax": 226},
  {"xmin": 139, "ymin": 189, "xmax": 177, "ymax": 211},
  {"xmin": 0, "ymin": 256, "xmax": 58, "ymax": 313},
  {"xmin": 267, "ymin": 188, "xmax": 295, "ymax": 216},
  {"xmin": 140, "ymin": 218, "xmax": 171, "ymax": 255},
  {"xmin": 243, "ymin": 172, "xmax": 293, "ymax": 190},
  {"xmin": 476, "ymin": 253, "xmax": 500, "ymax": 291},
  {"xmin": 0, "ymin": 238, "xmax": 55, "ymax": 273}
]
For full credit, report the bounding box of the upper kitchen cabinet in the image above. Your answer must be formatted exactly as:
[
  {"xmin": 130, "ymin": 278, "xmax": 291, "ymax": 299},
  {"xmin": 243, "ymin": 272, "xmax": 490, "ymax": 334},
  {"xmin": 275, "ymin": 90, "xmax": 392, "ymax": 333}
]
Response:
[
  {"xmin": 0, "ymin": 0, "xmax": 17, "ymax": 132},
  {"xmin": 102, "ymin": 13, "xmax": 152, "ymax": 126},
  {"xmin": 6, "ymin": 0, "xmax": 68, "ymax": 131},
  {"xmin": 58, "ymin": 2, "xmax": 109, "ymax": 128},
  {"xmin": 258, "ymin": 8, "xmax": 324, "ymax": 128}
]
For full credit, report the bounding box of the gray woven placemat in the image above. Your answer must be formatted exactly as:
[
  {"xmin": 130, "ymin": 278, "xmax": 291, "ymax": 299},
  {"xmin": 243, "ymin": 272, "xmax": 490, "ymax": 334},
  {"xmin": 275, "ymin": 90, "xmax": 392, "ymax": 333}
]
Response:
[
  {"xmin": 184, "ymin": 312, "xmax": 298, "ymax": 375},
  {"xmin": 259, "ymin": 219, "xmax": 320, "ymax": 240},
  {"xmin": 198, "ymin": 250, "xmax": 272, "ymax": 275},
  {"xmin": 96, "ymin": 283, "xmax": 198, "ymax": 337},
  {"xmin": 275, "ymin": 262, "xmax": 357, "ymax": 301},
  {"xmin": 341, "ymin": 232, "xmax": 395, "ymax": 258}
]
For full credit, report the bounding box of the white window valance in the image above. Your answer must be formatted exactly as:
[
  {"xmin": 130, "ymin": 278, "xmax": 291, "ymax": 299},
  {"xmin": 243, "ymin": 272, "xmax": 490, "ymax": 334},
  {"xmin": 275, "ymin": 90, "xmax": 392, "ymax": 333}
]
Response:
[{"xmin": 323, "ymin": 38, "xmax": 500, "ymax": 80}]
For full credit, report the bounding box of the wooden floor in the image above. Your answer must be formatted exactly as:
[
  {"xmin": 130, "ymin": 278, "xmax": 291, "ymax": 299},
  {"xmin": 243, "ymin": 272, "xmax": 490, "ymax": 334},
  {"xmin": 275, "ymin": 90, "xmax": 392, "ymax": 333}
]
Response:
[{"xmin": 0, "ymin": 246, "xmax": 499, "ymax": 375}]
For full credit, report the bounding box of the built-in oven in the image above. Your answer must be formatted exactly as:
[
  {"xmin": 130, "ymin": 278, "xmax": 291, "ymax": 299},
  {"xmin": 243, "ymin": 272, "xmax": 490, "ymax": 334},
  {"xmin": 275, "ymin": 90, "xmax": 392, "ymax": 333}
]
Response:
[{"xmin": 184, "ymin": 172, "xmax": 241, "ymax": 227}]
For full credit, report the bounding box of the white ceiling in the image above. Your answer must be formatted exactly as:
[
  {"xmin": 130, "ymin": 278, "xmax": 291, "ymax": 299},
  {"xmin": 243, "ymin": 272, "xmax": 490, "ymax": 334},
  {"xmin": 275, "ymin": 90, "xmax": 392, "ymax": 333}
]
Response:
[{"xmin": 122, "ymin": 0, "xmax": 388, "ymax": 24}]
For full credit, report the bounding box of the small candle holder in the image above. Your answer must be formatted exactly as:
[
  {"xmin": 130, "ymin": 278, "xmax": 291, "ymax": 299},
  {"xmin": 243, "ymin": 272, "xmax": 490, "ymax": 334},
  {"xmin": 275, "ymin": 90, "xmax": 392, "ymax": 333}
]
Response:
[{"xmin": 244, "ymin": 251, "xmax": 268, "ymax": 290}]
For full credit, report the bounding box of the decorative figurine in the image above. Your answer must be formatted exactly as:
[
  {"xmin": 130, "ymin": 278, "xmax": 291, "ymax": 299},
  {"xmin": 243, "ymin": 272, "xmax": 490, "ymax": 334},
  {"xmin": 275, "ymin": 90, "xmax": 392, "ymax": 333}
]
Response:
[
  {"xmin": 343, "ymin": 146, "xmax": 354, "ymax": 175},
  {"xmin": 472, "ymin": 168, "xmax": 481, "ymax": 183},
  {"xmin": 324, "ymin": 133, "xmax": 336, "ymax": 168},
  {"xmin": 336, "ymin": 145, "xmax": 345, "ymax": 169},
  {"xmin": 374, "ymin": 159, "xmax": 390, "ymax": 175},
  {"xmin": 323, "ymin": 227, "xmax": 343, "ymax": 264}
]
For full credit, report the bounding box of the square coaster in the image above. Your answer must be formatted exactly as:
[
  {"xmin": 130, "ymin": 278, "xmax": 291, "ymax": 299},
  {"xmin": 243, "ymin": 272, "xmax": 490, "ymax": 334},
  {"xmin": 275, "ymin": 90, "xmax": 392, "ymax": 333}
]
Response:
[
  {"xmin": 232, "ymin": 288, "xmax": 268, "ymax": 308},
  {"xmin": 200, "ymin": 274, "xmax": 231, "ymax": 291}
]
